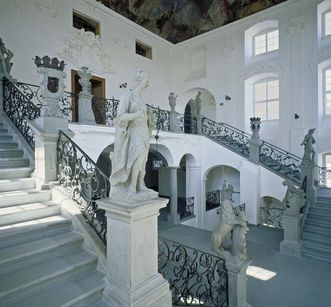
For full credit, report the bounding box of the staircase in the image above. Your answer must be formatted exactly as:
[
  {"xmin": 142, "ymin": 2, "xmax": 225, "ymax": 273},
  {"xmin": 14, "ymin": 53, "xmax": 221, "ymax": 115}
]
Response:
[
  {"xmin": 0, "ymin": 120, "xmax": 107, "ymax": 306},
  {"xmin": 302, "ymin": 194, "xmax": 331, "ymax": 262}
]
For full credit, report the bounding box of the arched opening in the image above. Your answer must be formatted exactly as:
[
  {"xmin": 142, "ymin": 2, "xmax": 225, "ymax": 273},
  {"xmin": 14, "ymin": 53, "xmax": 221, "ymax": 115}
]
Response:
[
  {"xmin": 96, "ymin": 144, "xmax": 114, "ymax": 180},
  {"xmin": 145, "ymin": 150, "xmax": 168, "ymax": 192},
  {"xmin": 204, "ymin": 165, "xmax": 240, "ymax": 231}
]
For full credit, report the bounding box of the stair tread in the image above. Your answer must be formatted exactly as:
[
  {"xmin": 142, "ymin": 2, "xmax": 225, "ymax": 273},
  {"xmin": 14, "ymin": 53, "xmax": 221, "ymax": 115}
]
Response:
[
  {"xmin": 0, "ymin": 215, "xmax": 69, "ymax": 234},
  {"xmin": 12, "ymin": 269, "xmax": 105, "ymax": 307},
  {"xmin": 0, "ymin": 178, "xmax": 35, "ymax": 192},
  {"xmin": 0, "ymin": 249, "xmax": 97, "ymax": 295},
  {"xmin": 0, "ymin": 231, "xmax": 83, "ymax": 266},
  {"xmin": 0, "ymin": 201, "xmax": 57, "ymax": 216}
]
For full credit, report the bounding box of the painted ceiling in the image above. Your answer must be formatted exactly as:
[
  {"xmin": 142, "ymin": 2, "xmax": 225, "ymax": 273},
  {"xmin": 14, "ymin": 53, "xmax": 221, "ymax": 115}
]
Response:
[{"xmin": 97, "ymin": 0, "xmax": 287, "ymax": 44}]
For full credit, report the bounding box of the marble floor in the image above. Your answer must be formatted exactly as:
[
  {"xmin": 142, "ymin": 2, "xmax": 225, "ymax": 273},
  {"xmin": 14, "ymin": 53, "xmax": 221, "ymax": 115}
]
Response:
[{"xmin": 159, "ymin": 223, "xmax": 331, "ymax": 307}]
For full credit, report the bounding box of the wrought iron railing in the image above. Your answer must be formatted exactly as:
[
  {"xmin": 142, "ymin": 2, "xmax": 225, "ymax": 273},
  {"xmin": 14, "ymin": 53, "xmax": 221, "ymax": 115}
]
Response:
[
  {"xmin": 178, "ymin": 196, "xmax": 194, "ymax": 219},
  {"xmin": 92, "ymin": 96, "xmax": 119, "ymax": 125},
  {"xmin": 202, "ymin": 117, "xmax": 250, "ymax": 158},
  {"xmin": 318, "ymin": 166, "xmax": 331, "ymax": 188},
  {"xmin": 3, "ymin": 77, "xmax": 40, "ymax": 148},
  {"xmin": 158, "ymin": 238, "xmax": 228, "ymax": 306},
  {"xmin": 206, "ymin": 190, "xmax": 221, "ymax": 211},
  {"xmin": 177, "ymin": 113, "xmax": 198, "ymax": 134},
  {"xmin": 57, "ymin": 130, "xmax": 109, "ymax": 245},
  {"xmin": 147, "ymin": 104, "xmax": 170, "ymax": 132},
  {"xmin": 259, "ymin": 206, "xmax": 284, "ymax": 229},
  {"xmin": 13, "ymin": 81, "xmax": 75, "ymax": 121},
  {"xmin": 259, "ymin": 141, "xmax": 302, "ymax": 185}
]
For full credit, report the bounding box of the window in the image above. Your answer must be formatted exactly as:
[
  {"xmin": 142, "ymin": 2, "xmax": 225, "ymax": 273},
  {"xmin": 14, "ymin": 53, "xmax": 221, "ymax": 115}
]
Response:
[
  {"xmin": 254, "ymin": 79, "xmax": 279, "ymax": 120},
  {"xmin": 324, "ymin": 11, "xmax": 331, "ymax": 36},
  {"xmin": 324, "ymin": 68, "xmax": 331, "ymax": 115},
  {"xmin": 323, "ymin": 153, "xmax": 331, "ymax": 187},
  {"xmin": 73, "ymin": 11, "xmax": 100, "ymax": 35},
  {"xmin": 135, "ymin": 41, "xmax": 152, "ymax": 60},
  {"xmin": 253, "ymin": 29, "xmax": 279, "ymax": 56}
]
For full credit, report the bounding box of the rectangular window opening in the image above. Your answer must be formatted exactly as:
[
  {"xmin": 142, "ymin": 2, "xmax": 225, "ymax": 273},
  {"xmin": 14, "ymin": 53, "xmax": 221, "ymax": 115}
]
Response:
[
  {"xmin": 73, "ymin": 11, "xmax": 100, "ymax": 35},
  {"xmin": 135, "ymin": 41, "xmax": 152, "ymax": 60}
]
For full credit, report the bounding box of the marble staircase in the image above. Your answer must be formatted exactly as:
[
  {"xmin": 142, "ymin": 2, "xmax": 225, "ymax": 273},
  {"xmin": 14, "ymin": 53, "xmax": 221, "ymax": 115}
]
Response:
[
  {"xmin": 302, "ymin": 194, "xmax": 331, "ymax": 262},
  {"xmin": 0, "ymin": 121, "xmax": 106, "ymax": 306}
]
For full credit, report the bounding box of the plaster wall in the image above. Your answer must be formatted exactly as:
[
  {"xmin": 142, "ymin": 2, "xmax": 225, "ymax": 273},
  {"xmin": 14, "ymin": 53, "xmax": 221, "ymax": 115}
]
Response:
[{"xmin": 0, "ymin": 0, "xmax": 173, "ymax": 110}]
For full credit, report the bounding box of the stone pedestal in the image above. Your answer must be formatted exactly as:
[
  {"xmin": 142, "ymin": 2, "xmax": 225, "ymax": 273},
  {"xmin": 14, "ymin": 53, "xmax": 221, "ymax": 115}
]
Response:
[
  {"xmin": 78, "ymin": 93, "xmax": 94, "ymax": 123},
  {"xmin": 299, "ymin": 163, "xmax": 316, "ymax": 207},
  {"xmin": 280, "ymin": 214, "xmax": 303, "ymax": 257},
  {"xmin": 248, "ymin": 139, "xmax": 262, "ymax": 164},
  {"xmin": 225, "ymin": 258, "xmax": 251, "ymax": 307},
  {"xmin": 97, "ymin": 197, "xmax": 172, "ymax": 307},
  {"xmin": 30, "ymin": 117, "xmax": 72, "ymax": 189},
  {"xmin": 167, "ymin": 167, "xmax": 180, "ymax": 224}
]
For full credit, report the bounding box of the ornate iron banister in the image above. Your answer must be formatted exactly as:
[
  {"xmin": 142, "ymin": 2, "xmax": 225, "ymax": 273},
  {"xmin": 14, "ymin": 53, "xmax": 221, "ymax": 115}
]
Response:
[
  {"xmin": 92, "ymin": 96, "xmax": 119, "ymax": 125},
  {"xmin": 57, "ymin": 130, "xmax": 109, "ymax": 245},
  {"xmin": 3, "ymin": 77, "xmax": 40, "ymax": 148},
  {"xmin": 202, "ymin": 117, "xmax": 250, "ymax": 158},
  {"xmin": 317, "ymin": 166, "xmax": 331, "ymax": 188},
  {"xmin": 146, "ymin": 104, "xmax": 170, "ymax": 132},
  {"xmin": 158, "ymin": 237, "xmax": 228, "ymax": 306},
  {"xmin": 259, "ymin": 140, "xmax": 302, "ymax": 185}
]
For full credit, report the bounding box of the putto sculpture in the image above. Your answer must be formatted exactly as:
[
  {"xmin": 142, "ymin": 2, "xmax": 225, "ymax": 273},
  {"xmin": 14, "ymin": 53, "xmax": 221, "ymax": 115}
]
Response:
[
  {"xmin": 211, "ymin": 182, "xmax": 248, "ymax": 261},
  {"xmin": 109, "ymin": 69, "xmax": 157, "ymax": 202}
]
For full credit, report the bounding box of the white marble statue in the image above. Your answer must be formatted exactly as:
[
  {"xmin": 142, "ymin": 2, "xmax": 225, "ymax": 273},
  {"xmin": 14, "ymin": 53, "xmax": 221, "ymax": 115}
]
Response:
[
  {"xmin": 211, "ymin": 198, "xmax": 248, "ymax": 261},
  {"xmin": 282, "ymin": 179, "xmax": 306, "ymax": 216},
  {"xmin": 109, "ymin": 69, "xmax": 157, "ymax": 202},
  {"xmin": 0, "ymin": 38, "xmax": 14, "ymax": 77},
  {"xmin": 301, "ymin": 128, "xmax": 316, "ymax": 164}
]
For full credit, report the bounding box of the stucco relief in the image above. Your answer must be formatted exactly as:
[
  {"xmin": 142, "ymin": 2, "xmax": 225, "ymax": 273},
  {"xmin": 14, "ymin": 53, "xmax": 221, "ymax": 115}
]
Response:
[
  {"xmin": 242, "ymin": 62, "xmax": 286, "ymax": 80},
  {"xmin": 59, "ymin": 29, "xmax": 112, "ymax": 74},
  {"xmin": 34, "ymin": 0, "xmax": 58, "ymax": 19},
  {"xmin": 288, "ymin": 17, "xmax": 305, "ymax": 38}
]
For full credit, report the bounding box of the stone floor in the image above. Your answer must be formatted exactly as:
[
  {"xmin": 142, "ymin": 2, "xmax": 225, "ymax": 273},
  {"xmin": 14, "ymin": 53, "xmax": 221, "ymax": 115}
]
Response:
[{"xmin": 159, "ymin": 223, "xmax": 331, "ymax": 307}]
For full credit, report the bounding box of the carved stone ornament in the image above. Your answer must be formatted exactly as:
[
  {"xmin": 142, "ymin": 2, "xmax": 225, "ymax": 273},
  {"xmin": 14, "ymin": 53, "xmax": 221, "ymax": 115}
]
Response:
[
  {"xmin": 288, "ymin": 17, "xmax": 305, "ymax": 38},
  {"xmin": 59, "ymin": 29, "xmax": 112, "ymax": 74}
]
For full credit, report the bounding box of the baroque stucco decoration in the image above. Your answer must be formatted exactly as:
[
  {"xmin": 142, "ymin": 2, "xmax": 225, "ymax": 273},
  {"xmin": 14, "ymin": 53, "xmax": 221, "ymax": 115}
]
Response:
[{"xmin": 59, "ymin": 29, "xmax": 112, "ymax": 74}]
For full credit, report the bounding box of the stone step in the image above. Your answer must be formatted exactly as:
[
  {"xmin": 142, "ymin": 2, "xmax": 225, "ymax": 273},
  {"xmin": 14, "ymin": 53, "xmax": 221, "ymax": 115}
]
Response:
[
  {"xmin": 0, "ymin": 215, "xmax": 72, "ymax": 249},
  {"xmin": 302, "ymin": 232, "xmax": 331, "ymax": 246},
  {"xmin": 302, "ymin": 242, "xmax": 331, "ymax": 261},
  {"xmin": 305, "ymin": 218, "xmax": 331, "ymax": 229},
  {"xmin": 303, "ymin": 224, "xmax": 331, "ymax": 236},
  {"xmin": 0, "ymin": 167, "xmax": 33, "ymax": 179},
  {"xmin": 316, "ymin": 196, "xmax": 331, "ymax": 203},
  {"xmin": 0, "ymin": 128, "xmax": 8, "ymax": 134},
  {"xmin": 0, "ymin": 249, "xmax": 98, "ymax": 304},
  {"xmin": 0, "ymin": 157, "xmax": 30, "ymax": 168},
  {"xmin": 0, "ymin": 148, "xmax": 24, "ymax": 158},
  {"xmin": 0, "ymin": 142, "xmax": 18, "ymax": 148},
  {"xmin": 0, "ymin": 134, "xmax": 13, "ymax": 142},
  {"xmin": 302, "ymin": 249, "xmax": 331, "ymax": 262},
  {"xmin": 10, "ymin": 269, "xmax": 105, "ymax": 307},
  {"xmin": 309, "ymin": 207, "xmax": 331, "ymax": 215},
  {"xmin": 0, "ymin": 178, "xmax": 35, "ymax": 192},
  {"xmin": 0, "ymin": 232, "xmax": 83, "ymax": 270},
  {"xmin": 0, "ymin": 189, "xmax": 51, "ymax": 208},
  {"xmin": 0, "ymin": 201, "xmax": 60, "ymax": 227}
]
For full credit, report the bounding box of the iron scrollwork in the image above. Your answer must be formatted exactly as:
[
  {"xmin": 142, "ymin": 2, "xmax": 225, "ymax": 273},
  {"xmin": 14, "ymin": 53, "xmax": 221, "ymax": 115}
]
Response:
[
  {"xmin": 318, "ymin": 166, "xmax": 331, "ymax": 188},
  {"xmin": 147, "ymin": 105, "xmax": 170, "ymax": 132},
  {"xmin": 3, "ymin": 78, "xmax": 41, "ymax": 148},
  {"xmin": 57, "ymin": 130, "xmax": 109, "ymax": 245},
  {"xmin": 259, "ymin": 141, "xmax": 301, "ymax": 185},
  {"xmin": 158, "ymin": 238, "xmax": 228, "ymax": 306},
  {"xmin": 202, "ymin": 118, "xmax": 250, "ymax": 157},
  {"xmin": 92, "ymin": 96, "xmax": 119, "ymax": 126},
  {"xmin": 206, "ymin": 190, "xmax": 221, "ymax": 211},
  {"xmin": 259, "ymin": 207, "xmax": 284, "ymax": 229}
]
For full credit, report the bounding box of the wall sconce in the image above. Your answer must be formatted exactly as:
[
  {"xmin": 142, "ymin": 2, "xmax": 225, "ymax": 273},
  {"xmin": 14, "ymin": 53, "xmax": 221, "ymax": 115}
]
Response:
[
  {"xmin": 219, "ymin": 95, "xmax": 231, "ymax": 106},
  {"xmin": 294, "ymin": 113, "xmax": 299, "ymax": 119},
  {"xmin": 119, "ymin": 82, "xmax": 127, "ymax": 88}
]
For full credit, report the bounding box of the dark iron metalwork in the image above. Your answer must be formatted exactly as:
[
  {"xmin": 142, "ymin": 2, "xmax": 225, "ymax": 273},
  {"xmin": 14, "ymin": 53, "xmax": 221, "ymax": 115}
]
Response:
[
  {"xmin": 147, "ymin": 105, "xmax": 170, "ymax": 132},
  {"xmin": 318, "ymin": 166, "xmax": 331, "ymax": 188},
  {"xmin": 206, "ymin": 190, "xmax": 221, "ymax": 211},
  {"xmin": 233, "ymin": 203, "xmax": 246, "ymax": 216},
  {"xmin": 202, "ymin": 118, "xmax": 250, "ymax": 158},
  {"xmin": 92, "ymin": 96, "xmax": 119, "ymax": 125},
  {"xmin": 57, "ymin": 130, "xmax": 109, "ymax": 245},
  {"xmin": 60, "ymin": 91, "xmax": 75, "ymax": 120},
  {"xmin": 259, "ymin": 207, "xmax": 284, "ymax": 229},
  {"xmin": 158, "ymin": 238, "xmax": 228, "ymax": 306},
  {"xmin": 178, "ymin": 196, "xmax": 194, "ymax": 219},
  {"xmin": 3, "ymin": 78, "xmax": 40, "ymax": 148},
  {"xmin": 259, "ymin": 141, "xmax": 301, "ymax": 185}
]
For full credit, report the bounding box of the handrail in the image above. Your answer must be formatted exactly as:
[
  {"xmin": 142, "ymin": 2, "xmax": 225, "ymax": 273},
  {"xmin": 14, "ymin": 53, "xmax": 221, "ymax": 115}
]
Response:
[
  {"xmin": 57, "ymin": 130, "xmax": 110, "ymax": 245},
  {"xmin": 158, "ymin": 237, "xmax": 228, "ymax": 306},
  {"xmin": 2, "ymin": 77, "xmax": 40, "ymax": 148}
]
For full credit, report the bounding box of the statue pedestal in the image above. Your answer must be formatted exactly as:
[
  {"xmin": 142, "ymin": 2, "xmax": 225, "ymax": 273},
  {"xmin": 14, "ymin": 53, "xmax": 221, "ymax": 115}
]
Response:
[
  {"xmin": 97, "ymin": 197, "xmax": 172, "ymax": 307},
  {"xmin": 280, "ymin": 214, "xmax": 303, "ymax": 257},
  {"xmin": 29, "ymin": 117, "xmax": 72, "ymax": 189},
  {"xmin": 248, "ymin": 138, "xmax": 262, "ymax": 164},
  {"xmin": 78, "ymin": 93, "xmax": 95, "ymax": 124},
  {"xmin": 225, "ymin": 258, "xmax": 251, "ymax": 307}
]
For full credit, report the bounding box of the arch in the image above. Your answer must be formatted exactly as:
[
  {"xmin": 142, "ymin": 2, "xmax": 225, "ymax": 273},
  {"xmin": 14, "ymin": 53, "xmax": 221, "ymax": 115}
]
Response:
[
  {"xmin": 96, "ymin": 143, "xmax": 114, "ymax": 179},
  {"xmin": 178, "ymin": 152, "xmax": 198, "ymax": 169},
  {"xmin": 149, "ymin": 143, "xmax": 174, "ymax": 166}
]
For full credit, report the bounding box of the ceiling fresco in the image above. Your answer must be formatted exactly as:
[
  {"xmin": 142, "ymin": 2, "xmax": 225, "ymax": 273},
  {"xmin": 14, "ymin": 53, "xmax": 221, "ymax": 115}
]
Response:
[{"xmin": 97, "ymin": 0, "xmax": 287, "ymax": 43}]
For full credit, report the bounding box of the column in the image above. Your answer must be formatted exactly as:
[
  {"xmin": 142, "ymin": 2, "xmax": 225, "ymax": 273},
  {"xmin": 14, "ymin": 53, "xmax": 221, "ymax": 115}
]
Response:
[
  {"xmin": 167, "ymin": 166, "xmax": 180, "ymax": 224},
  {"xmin": 97, "ymin": 197, "xmax": 172, "ymax": 307},
  {"xmin": 226, "ymin": 258, "xmax": 252, "ymax": 307},
  {"xmin": 186, "ymin": 166, "xmax": 201, "ymax": 227}
]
